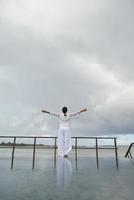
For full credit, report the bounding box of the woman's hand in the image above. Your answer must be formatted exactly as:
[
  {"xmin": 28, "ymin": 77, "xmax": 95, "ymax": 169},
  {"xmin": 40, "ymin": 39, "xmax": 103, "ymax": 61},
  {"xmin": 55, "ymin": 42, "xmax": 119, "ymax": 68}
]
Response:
[
  {"xmin": 41, "ymin": 110, "xmax": 50, "ymax": 114},
  {"xmin": 80, "ymin": 108, "xmax": 87, "ymax": 112}
]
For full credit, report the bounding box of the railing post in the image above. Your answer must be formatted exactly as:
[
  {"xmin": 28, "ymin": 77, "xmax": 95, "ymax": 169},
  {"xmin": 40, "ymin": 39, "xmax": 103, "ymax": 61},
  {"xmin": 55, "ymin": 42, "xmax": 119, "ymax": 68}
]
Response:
[
  {"xmin": 95, "ymin": 138, "xmax": 99, "ymax": 168},
  {"xmin": 54, "ymin": 137, "xmax": 57, "ymax": 158},
  {"xmin": 54, "ymin": 137, "xmax": 57, "ymax": 172},
  {"xmin": 11, "ymin": 137, "xmax": 16, "ymax": 169},
  {"xmin": 75, "ymin": 137, "xmax": 78, "ymax": 170},
  {"xmin": 114, "ymin": 138, "xmax": 118, "ymax": 168},
  {"xmin": 75, "ymin": 137, "xmax": 78, "ymax": 160},
  {"xmin": 32, "ymin": 137, "xmax": 36, "ymax": 169},
  {"xmin": 75, "ymin": 138, "xmax": 78, "ymax": 158}
]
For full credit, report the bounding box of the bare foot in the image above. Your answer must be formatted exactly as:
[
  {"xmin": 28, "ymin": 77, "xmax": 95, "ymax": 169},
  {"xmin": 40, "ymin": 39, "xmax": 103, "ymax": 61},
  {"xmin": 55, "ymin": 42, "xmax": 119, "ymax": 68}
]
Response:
[{"xmin": 64, "ymin": 154, "xmax": 68, "ymax": 158}]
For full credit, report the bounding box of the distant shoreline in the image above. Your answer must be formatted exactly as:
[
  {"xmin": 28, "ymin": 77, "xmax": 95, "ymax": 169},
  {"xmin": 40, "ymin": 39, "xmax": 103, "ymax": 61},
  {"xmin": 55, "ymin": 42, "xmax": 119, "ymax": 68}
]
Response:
[{"xmin": 0, "ymin": 144, "xmax": 128, "ymax": 149}]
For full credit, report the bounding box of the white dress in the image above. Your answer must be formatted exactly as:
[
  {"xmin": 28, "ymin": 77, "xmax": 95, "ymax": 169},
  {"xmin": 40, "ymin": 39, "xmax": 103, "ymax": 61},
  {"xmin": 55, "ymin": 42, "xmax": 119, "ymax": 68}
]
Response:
[
  {"xmin": 57, "ymin": 113, "xmax": 72, "ymax": 156},
  {"xmin": 49, "ymin": 111, "xmax": 81, "ymax": 156}
]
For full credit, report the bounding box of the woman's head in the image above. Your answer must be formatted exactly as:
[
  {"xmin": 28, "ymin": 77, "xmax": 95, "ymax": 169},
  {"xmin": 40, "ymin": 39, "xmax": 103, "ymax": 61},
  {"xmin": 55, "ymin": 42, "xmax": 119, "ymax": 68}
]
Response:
[{"xmin": 62, "ymin": 106, "xmax": 68, "ymax": 115}]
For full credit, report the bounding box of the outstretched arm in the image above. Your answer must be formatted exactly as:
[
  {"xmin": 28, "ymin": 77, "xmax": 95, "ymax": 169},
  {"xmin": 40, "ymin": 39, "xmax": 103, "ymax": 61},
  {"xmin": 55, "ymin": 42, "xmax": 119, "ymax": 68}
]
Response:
[
  {"xmin": 41, "ymin": 109, "xmax": 59, "ymax": 117},
  {"xmin": 70, "ymin": 108, "xmax": 87, "ymax": 117}
]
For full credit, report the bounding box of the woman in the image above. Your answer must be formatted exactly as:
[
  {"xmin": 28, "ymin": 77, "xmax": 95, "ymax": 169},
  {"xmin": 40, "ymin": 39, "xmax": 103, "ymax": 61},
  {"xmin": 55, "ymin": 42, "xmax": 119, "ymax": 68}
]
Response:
[{"xmin": 41, "ymin": 107, "xmax": 87, "ymax": 158}]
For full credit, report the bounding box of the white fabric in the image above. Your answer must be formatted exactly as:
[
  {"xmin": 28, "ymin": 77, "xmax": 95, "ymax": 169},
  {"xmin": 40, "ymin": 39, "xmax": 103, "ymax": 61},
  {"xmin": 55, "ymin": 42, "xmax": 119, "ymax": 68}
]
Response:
[
  {"xmin": 49, "ymin": 112, "xmax": 81, "ymax": 156},
  {"xmin": 57, "ymin": 127, "xmax": 72, "ymax": 156},
  {"xmin": 59, "ymin": 113, "xmax": 71, "ymax": 128},
  {"xmin": 59, "ymin": 112, "xmax": 81, "ymax": 128}
]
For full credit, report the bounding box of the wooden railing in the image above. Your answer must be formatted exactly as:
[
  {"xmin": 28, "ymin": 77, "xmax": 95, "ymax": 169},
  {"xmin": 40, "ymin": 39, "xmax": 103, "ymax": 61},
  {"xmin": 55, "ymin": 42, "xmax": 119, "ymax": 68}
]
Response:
[{"xmin": 0, "ymin": 136, "xmax": 118, "ymax": 169}]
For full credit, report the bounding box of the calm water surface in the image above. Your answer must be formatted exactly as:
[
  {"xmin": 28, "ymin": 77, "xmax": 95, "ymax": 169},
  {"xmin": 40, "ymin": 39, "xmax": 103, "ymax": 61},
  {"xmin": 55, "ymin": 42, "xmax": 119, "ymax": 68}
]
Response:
[{"xmin": 0, "ymin": 149, "xmax": 134, "ymax": 200}]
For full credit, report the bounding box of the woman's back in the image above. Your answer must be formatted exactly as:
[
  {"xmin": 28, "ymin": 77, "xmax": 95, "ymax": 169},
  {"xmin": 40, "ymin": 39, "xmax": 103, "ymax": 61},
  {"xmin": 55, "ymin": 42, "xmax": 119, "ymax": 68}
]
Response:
[{"xmin": 59, "ymin": 113, "xmax": 71, "ymax": 129}]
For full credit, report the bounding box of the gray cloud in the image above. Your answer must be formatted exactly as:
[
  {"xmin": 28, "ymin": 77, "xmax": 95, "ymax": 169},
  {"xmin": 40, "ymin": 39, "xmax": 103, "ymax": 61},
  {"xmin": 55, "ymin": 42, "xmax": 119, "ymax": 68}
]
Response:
[{"xmin": 0, "ymin": 0, "xmax": 134, "ymax": 141}]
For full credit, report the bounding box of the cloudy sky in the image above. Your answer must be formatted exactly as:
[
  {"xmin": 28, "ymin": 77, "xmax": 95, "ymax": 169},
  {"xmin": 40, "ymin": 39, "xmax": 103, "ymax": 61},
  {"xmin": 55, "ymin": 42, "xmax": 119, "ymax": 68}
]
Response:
[{"xmin": 0, "ymin": 0, "xmax": 134, "ymax": 144}]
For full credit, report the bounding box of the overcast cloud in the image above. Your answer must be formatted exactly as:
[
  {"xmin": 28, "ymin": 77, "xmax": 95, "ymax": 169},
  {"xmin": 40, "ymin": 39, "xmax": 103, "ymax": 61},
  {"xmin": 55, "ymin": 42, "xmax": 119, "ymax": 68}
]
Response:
[{"xmin": 0, "ymin": 0, "xmax": 134, "ymax": 144}]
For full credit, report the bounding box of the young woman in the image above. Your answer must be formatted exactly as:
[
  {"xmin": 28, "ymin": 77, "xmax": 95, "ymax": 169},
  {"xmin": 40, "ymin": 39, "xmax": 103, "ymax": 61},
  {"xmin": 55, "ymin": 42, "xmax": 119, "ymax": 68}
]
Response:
[{"xmin": 41, "ymin": 107, "xmax": 87, "ymax": 158}]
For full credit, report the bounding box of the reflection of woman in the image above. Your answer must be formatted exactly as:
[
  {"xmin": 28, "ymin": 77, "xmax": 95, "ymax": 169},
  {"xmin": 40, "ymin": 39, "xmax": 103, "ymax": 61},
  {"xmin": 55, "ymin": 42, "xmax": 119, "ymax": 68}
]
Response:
[
  {"xmin": 57, "ymin": 157, "xmax": 72, "ymax": 187},
  {"xmin": 41, "ymin": 106, "xmax": 87, "ymax": 157}
]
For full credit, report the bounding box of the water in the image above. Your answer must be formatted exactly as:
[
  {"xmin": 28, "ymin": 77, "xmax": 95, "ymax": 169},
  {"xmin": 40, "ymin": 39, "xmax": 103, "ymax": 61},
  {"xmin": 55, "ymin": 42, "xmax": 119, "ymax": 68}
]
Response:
[{"xmin": 0, "ymin": 149, "xmax": 134, "ymax": 200}]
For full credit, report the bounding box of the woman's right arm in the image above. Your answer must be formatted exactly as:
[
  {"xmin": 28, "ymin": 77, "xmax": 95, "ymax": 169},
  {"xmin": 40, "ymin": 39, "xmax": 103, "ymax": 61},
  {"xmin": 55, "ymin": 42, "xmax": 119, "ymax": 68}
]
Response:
[{"xmin": 41, "ymin": 110, "xmax": 59, "ymax": 117}]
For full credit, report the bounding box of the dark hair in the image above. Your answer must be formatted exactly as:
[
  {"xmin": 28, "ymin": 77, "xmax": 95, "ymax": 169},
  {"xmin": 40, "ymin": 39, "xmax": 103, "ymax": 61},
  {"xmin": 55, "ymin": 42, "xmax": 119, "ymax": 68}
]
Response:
[{"xmin": 62, "ymin": 106, "xmax": 68, "ymax": 116}]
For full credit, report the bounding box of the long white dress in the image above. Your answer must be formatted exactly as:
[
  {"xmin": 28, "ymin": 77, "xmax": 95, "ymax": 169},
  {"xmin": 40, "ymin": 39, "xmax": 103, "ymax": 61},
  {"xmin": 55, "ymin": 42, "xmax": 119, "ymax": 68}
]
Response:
[
  {"xmin": 49, "ymin": 111, "xmax": 81, "ymax": 157},
  {"xmin": 57, "ymin": 114, "xmax": 72, "ymax": 156}
]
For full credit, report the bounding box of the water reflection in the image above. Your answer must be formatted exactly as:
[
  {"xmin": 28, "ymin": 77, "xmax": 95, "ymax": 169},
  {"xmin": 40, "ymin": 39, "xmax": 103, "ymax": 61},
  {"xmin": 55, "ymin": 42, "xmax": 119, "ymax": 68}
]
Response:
[
  {"xmin": 75, "ymin": 155, "xmax": 119, "ymax": 172},
  {"xmin": 0, "ymin": 156, "xmax": 133, "ymax": 200},
  {"xmin": 56, "ymin": 157, "xmax": 72, "ymax": 187}
]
